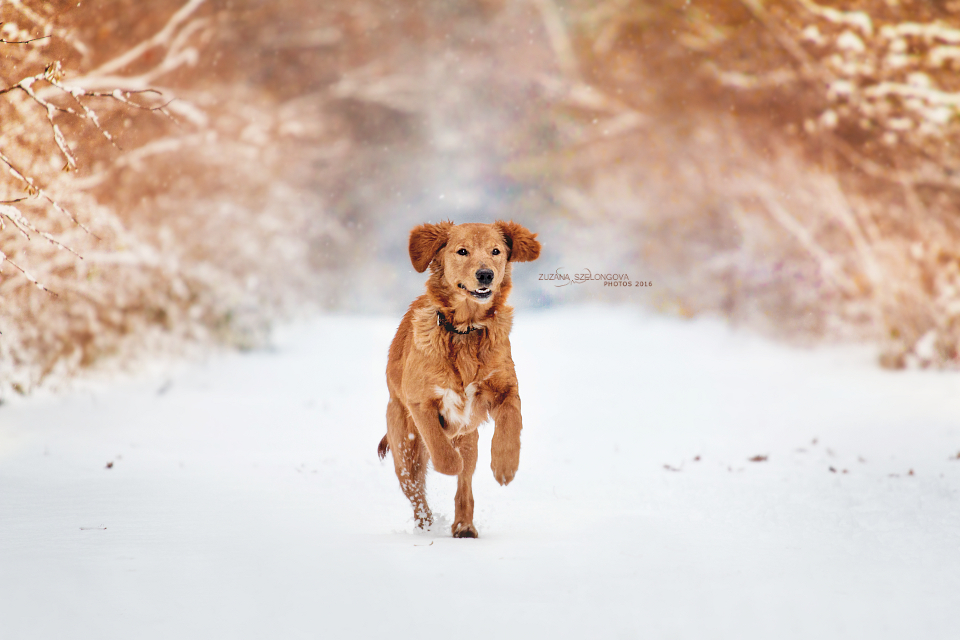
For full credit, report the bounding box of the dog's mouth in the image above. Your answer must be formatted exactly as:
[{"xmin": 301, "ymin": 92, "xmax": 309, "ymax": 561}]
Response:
[{"xmin": 458, "ymin": 283, "xmax": 493, "ymax": 301}]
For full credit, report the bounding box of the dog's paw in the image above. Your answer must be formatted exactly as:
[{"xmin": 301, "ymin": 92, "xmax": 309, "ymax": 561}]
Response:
[
  {"xmin": 452, "ymin": 522, "xmax": 479, "ymax": 538},
  {"xmin": 415, "ymin": 509, "xmax": 434, "ymax": 530},
  {"xmin": 491, "ymin": 456, "xmax": 518, "ymax": 486},
  {"xmin": 490, "ymin": 426, "xmax": 520, "ymax": 486}
]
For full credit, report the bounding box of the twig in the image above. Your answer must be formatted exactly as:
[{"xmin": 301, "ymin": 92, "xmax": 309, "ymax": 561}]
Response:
[
  {"xmin": 14, "ymin": 66, "xmax": 79, "ymax": 170},
  {"xmin": 5, "ymin": 0, "xmax": 88, "ymax": 56},
  {"xmin": 0, "ymin": 248, "xmax": 57, "ymax": 295},
  {"xmin": 0, "ymin": 34, "xmax": 50, "ymax": 44},
  {"xmin": 0, "ymin": 204, "xmax": 83, "ymax": 258},
  {"xmin": 0, "ymin": 149, "xmax": 95, "ymax": 238}
]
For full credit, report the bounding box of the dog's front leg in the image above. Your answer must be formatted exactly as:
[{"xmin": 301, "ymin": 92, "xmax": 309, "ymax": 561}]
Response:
[
  {"xmin": 452, "ymin": 430, "xmax": 479, "ymax": 538},
  {"xmin": 490, "ymin": 393, "xmax": 522, "ymax": 486},
  {"xmin": 408, "ymin": 402, "xmax": 464, "ymax": 476}
]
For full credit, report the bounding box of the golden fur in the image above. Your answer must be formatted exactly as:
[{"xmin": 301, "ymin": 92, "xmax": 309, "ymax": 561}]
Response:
[{"xmin": 378, "ymin": 220, "xmax": 541, "ymax": 537}]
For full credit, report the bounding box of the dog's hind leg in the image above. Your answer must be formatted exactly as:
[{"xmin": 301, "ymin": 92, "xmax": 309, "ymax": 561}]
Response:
[
  {"xmin": 452, "ymin": 429, "xmax": 479, "ymax": 538},
  {"xmin": 386, "ymin": 398, "xmax": 433, "ymax": 528}
]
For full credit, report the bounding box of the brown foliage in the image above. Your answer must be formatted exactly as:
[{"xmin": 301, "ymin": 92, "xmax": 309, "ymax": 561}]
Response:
[
  {"xmin": 548, "ymin": 0, "xmax": 960, "ymax": 365},
  {"xmin": 12, "ymin": 0, "xmax": 959, "ymax": 391},
  {"xmin": 0, "ymin": 0, "xmax": 456, "ymax": 391}
]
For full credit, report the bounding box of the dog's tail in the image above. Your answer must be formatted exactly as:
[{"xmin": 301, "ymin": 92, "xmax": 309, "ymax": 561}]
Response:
[{"xmin": 377, "ymin": 434, "xmax": 390, "ymax": 460}]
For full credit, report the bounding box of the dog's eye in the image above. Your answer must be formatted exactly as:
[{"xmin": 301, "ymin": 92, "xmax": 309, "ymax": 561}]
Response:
[
  {"xmin": 457, "ymin": 248, "xmax": 468, "ymax": 256},
  {"xmin": 492, "ymin": 248, "xmax": 501, "ymax": 255}
]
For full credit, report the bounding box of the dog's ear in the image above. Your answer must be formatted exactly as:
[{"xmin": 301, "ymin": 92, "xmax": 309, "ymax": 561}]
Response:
[
  {"xmin": 409, "ymin": 221, "xmax": 453, "ymax": 273},
  {"xmin": 496, "ymin": 220, "xmax": 541, "ymax": 263}
]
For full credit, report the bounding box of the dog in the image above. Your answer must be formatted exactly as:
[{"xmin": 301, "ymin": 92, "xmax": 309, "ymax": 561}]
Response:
[{"xmin": 377, "ymin": 220, "xmax": 541, "ymax": 537}]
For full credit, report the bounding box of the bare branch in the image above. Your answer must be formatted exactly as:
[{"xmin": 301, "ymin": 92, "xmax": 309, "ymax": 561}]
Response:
[
  {"xmin": 0, "ymin": 34, "xmax": 49, "ymax": 44},
  {"xmin": 84, "ymin": 0, "xmax": 207, "ymax": 78},
  {"xmin": 5, "ymin": 0, "xmax": 88, "ymax": 56},
  {"xmin": 0, "ymin": 248, "xmax": 57, "ymax": 295},
  {"xmin": 15, "ymin": 67, "xmax": 79, "ymax": 171},
  {"xmin": 0, "ymin": 149, "xmax": 95, "ymax": 238},
  {"xmin": 0, "ymin": 203, "xmax": 83, "ymax": 259},
  {"xmin": 1, "ymin": 64, "xmax": 180, "ymax": 181}
]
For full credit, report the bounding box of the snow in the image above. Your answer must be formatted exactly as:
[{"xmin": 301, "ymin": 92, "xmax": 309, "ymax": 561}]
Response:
[{"xmin": 2, "ymin": 307, "xmax": 960, "ymax": 639}]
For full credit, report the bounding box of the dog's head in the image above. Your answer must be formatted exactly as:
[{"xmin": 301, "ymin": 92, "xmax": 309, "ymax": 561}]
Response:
[{"xmin": 409, "ymin": 220, "xmax": 540, "ymax": 306}]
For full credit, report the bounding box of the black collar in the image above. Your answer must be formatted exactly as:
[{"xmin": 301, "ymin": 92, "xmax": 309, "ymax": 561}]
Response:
[{"xmin": 437, "ymin": 311, "xmax": 482, "ymax": 335}]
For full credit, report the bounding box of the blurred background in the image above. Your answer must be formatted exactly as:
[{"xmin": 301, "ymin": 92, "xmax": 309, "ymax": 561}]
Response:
[{"xmin": 4, "ymin": 0, "xmax": 960, "ymax": 392}]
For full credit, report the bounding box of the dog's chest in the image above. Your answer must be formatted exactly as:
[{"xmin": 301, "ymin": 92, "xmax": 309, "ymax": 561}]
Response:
[
  {"xmin": 434, "ymin": 363, "xmax": 496, "ymax": 433},
  {"xmin": 434, "ymin": 383, "xmax": 480, "ymax": 432},
  {"xmin": 421, "ymin": 317, "xmax": 503, "ymax": 434}
]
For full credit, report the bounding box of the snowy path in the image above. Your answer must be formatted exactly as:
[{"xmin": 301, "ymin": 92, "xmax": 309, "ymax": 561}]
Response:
[{"xmin": 2, "ymin": 308, "xmax": 960, "ymax": 639}]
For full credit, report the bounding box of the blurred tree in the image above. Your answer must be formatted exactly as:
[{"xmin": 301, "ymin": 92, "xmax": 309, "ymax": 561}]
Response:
[
  {"xmin": 0, "ymin": 0, "xmax": 551, "ymax": 392},
  {"xmin": 538, "ymin": 0, "xmax": 960, "ymax": 367}
]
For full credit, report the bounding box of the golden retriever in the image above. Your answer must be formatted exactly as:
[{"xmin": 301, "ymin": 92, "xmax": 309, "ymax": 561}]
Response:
[{"xmin": 377, "ymin": 220, "xmax": 541, "ymax": 537}]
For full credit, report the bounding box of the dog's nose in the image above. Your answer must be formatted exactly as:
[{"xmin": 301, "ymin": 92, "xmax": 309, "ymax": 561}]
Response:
[{"xmin": 476, "ymin": 269, "xmax": 494, "ymax": 286}]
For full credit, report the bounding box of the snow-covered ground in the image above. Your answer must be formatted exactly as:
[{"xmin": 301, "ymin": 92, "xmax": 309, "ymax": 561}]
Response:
[{"xmin": 2, "ymin": 307, "xmax": 960, "ymax": 639}]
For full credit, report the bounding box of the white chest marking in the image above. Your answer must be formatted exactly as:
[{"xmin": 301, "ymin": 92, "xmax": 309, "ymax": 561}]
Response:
[{"xmin": 434, "ymin": 383, "xmax": 478, "ymax": 428}]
